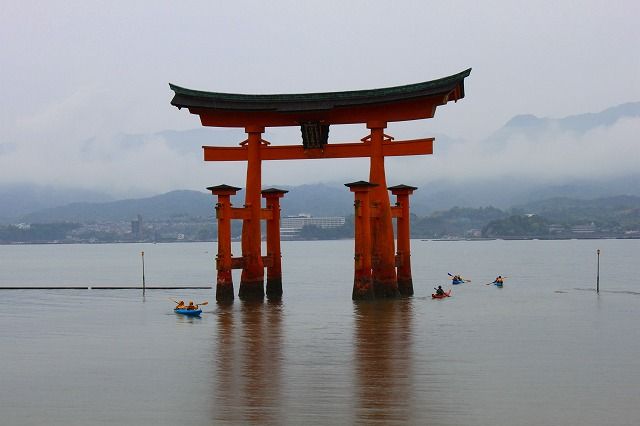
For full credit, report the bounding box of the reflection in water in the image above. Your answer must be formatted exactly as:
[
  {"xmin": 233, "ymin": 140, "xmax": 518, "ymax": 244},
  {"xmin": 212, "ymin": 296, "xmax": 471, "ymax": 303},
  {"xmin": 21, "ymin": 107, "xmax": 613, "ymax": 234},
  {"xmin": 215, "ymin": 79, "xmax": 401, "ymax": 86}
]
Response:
[
  {"xmin": 353, "ymin": 299, "xmax": 413, "ymax": 424},
  {"xmin": 214, "ymin": 301, "xmax": 283, "ymax": 424}
]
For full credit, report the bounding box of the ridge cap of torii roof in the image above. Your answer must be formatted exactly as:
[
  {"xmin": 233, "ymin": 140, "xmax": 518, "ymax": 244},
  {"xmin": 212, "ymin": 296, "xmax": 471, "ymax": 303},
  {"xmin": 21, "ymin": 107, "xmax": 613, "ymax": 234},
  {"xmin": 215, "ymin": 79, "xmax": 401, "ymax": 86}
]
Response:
[{"xmin": 169, "ymin": 68, "xmax": 471, "ymax": 110}]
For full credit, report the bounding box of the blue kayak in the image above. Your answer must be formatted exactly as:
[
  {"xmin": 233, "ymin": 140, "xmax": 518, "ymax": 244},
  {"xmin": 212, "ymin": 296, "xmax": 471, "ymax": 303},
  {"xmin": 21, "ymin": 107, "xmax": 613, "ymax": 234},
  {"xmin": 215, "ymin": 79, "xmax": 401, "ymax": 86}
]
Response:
[
  {"xmin": 452, "ymin": 279, "xmax": 465, "ymax": 285},
  {"xmin": 493, "ymin": 281, "xmax": 503, "ymax": 287},
  {"xmin": 174, "ymin": 308, "xmax": 202, "ymax": 316}
]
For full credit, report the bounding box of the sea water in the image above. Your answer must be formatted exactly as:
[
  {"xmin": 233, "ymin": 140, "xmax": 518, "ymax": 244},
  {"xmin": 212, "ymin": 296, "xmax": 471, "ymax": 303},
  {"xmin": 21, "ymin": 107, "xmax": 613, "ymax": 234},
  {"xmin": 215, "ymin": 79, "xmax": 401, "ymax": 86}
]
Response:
[{"xmin": 0, "ymin": 239, "xmax": 639, "ymax": 425}]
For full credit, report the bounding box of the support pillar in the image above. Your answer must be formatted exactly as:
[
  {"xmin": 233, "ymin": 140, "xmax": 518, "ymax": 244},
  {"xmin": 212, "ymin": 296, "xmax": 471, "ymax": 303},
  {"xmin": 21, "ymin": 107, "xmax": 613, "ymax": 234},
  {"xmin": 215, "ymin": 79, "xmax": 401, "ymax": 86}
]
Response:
[
  {"xmin": 389, "ymin": 184, "xmax": 418, "ymax": 296},
  {"xmin": 346, "ymin": 181, "xmax": 377, "ymax": 300},
  {"xmin": 239, "ymin": 126, "xmax": 266, "ymax": 300},
  {"xmin": 262, "ymin": 188, "xmax": 288, "ymax": 300},
  {"xmin": 366, "ymin": 122, "xmax": 399, "ymax": 298},
  {"xmin": 207, "ymin": 184, "xmax": 241, "ymax": 303}
]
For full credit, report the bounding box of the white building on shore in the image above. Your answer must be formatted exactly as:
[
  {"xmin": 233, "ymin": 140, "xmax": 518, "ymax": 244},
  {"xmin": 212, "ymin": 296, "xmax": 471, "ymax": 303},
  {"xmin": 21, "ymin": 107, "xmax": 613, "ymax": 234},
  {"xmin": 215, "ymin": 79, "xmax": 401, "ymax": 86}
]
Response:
[{"xmin": 280, "ymin": 214, "xmax": 346, "ymax": 239}]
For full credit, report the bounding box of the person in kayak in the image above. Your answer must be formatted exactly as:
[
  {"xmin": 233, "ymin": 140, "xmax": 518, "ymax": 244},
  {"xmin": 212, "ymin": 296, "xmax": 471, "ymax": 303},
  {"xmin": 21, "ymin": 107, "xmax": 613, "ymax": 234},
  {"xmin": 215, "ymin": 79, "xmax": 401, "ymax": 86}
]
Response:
[
  {"xmin": 495, "ymin": 276, "xmax": 504, "ymax": 284},
  {"xmin": 175, "ymin": 300, "xmax": 186, "ymax": 309},
  {"xmin": 436, "ymin": 285, "xmax": 445, "ymax": 296},
  {"xmin": 187, "ymin": 301, "xmax": 198, "ymax": 310}
]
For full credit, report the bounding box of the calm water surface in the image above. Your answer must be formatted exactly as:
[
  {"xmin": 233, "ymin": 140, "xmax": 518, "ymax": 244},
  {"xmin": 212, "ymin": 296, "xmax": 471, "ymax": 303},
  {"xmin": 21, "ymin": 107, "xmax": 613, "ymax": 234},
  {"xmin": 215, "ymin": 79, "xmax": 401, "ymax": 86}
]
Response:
[{"xmin": 1, "ymin": 239, "xmax": 639, "ymax": 425}]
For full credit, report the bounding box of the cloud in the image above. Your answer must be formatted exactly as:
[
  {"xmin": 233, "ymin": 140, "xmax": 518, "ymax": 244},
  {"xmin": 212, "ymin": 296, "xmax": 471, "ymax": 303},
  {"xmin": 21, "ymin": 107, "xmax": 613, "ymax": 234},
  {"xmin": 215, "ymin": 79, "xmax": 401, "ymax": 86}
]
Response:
[
  {"xmin": 2, "ymin": 114, "xmax": 638, "ymax": 198},
  {"xmin": 385, "ymin": 116, "xmax": 640, "ymax": 185},
  {"xmin": 14, "ymin": 86, "xmax": 112, "ymax": 143}
]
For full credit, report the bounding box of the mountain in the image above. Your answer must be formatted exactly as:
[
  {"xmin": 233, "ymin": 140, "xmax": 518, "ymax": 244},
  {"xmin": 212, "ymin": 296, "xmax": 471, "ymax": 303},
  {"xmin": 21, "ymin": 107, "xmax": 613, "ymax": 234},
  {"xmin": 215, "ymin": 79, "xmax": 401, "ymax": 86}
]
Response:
[
  {"xmin": 10, "ymin": 175, "xmax": 640, "ymax": 225},
  {"xmin": 16, "ymin": 184, "xmax": 354, "ymax": 224},
  {"xmin": 484, "ymin": 101, "xmax": 640, "ymax": 150},
  {"xmin": 20, "ymin": 190, "xmax": 214, "ymax": 223},
  {"xmin": 505, "ymin": 102, "xmax": 640, "ymax": 133},
  {"xmin": 278, "ymin": 183, "xmax": 353, "ymax": 216},
  {"xmin": 408, "ymin": 174, "xmax": 640, "ymax": 213},
  {"xmin": 3, "ymin": 101, "xmax": 638, "ymax": 223},
  {"xmin": 0, "ymin": 183, "xmax": 114, "ymax": 223},
  {"xmin": 512, "ymin": 195, "xmax": 640, "ymax": 224}
]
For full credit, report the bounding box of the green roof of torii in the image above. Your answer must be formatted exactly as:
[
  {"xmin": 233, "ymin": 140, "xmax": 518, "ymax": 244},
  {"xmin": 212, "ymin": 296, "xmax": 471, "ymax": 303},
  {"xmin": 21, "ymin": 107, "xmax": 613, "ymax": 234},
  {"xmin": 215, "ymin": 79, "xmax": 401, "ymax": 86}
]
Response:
[{"xmin": 170, "ymin": 68, "xmax": 471, "ymax": 113}]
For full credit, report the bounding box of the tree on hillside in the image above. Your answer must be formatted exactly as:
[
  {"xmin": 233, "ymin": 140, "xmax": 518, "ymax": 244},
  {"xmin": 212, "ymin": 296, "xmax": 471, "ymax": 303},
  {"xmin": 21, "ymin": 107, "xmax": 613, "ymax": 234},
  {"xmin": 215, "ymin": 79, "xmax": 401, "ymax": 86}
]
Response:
[
  {"xmin": 412, "ymin": 206, "xmax": 507, "ymax": 238},
  {"xmin": 482, "ymin": 215, "xmax": 550, "ymax": 238}
]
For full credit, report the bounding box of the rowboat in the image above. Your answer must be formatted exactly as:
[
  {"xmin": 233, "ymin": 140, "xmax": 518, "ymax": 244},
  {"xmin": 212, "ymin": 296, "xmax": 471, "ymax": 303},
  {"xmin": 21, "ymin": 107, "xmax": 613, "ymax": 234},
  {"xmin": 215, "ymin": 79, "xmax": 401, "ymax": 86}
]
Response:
[
  {"xmin": 174, "ymin": 308, "xmax": 202, "ymax": 316},
  {"xmin": 432, "ymin": 289, "xmax": 452, "ymax": 299}
]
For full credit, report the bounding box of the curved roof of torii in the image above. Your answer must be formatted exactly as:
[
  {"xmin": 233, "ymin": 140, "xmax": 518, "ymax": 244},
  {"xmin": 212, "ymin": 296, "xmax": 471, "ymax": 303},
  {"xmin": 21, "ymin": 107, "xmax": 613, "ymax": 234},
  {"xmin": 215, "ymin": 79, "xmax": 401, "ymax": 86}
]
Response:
[{"xmin": 169, "ymin": 68, "xmax": 471, "ymax": 127}]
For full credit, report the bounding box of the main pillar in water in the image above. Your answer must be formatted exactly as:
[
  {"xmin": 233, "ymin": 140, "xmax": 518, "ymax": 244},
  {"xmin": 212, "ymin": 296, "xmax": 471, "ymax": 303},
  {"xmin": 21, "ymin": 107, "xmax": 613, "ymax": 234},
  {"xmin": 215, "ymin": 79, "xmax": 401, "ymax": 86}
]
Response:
[
  {"xmin": 367, "ymin": 122, "xmax": 399, "ymax": 298},
  {"xmin": 239, "ymin": 126, "xmax": 265, "ymax": 300}
]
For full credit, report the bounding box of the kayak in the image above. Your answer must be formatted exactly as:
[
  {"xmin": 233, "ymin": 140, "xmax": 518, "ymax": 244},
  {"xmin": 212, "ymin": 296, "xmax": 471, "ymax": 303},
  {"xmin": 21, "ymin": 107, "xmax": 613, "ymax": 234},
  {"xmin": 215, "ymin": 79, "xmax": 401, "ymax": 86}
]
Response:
[
  {"xmin": 493, "ymin": 281, "xmax": 504, "ymax": 287},
  {"xmin": 174, "ymin": 308, "xmax": 202, "ymax": 316},
  {"xmin": 432, "ymin": 289, "xmax": 452, "ymax": 299},
  {"xmin": 452, "ymin": 279, "xmax": 465, "ymax": 285}
]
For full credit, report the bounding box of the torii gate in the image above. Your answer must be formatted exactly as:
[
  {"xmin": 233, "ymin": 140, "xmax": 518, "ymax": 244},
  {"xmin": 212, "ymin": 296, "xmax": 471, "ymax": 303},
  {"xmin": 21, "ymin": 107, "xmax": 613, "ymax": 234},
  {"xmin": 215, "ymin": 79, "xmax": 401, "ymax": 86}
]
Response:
[{"xmin": 170, "ymin": 68, "xmax": 470, "ymax": 301}]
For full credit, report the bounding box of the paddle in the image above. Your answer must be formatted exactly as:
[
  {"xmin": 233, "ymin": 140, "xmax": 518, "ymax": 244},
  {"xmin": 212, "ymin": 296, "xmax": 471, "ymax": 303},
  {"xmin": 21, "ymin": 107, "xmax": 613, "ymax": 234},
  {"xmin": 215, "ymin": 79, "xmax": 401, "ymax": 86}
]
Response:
[
  {"xmin": 184, "ymin": 301, "xmax": 208, "ymax": 309},
  {"xmin": 169, "ymin": 298, "xmax": 208, "ymax": 305},
  {"xmin": 448, "ymin": 272, "xmax": 471, "ymax": 283},
  {"xmin": 485, "ymin": 277, "xmax": 508, "ymax": 285}
]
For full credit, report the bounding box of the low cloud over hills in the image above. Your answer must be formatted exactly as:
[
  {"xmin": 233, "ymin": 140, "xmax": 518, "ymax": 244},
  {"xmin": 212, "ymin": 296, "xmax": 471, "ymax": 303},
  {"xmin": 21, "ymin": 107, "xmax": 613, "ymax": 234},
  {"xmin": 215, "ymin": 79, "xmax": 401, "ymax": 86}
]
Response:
[{"xmin": 1, "ymin": 101, "xmax": 639, "ymax": 223}]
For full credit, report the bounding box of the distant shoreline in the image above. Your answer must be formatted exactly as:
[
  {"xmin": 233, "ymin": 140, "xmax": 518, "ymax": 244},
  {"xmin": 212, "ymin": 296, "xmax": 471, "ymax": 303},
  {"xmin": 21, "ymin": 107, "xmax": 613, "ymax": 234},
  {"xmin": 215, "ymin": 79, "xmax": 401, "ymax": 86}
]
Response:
[{"xmin": 1, "ymin": 235, "xmax": 639, "ymax": 246}]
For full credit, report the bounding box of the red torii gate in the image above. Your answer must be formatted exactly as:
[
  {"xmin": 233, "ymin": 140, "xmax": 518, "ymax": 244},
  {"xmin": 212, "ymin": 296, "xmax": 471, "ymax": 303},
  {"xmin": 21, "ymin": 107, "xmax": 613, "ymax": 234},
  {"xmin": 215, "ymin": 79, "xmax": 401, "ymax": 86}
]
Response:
[{"xmin": 170, "ymin": 68, "xmax": 471, "ymax": 301}]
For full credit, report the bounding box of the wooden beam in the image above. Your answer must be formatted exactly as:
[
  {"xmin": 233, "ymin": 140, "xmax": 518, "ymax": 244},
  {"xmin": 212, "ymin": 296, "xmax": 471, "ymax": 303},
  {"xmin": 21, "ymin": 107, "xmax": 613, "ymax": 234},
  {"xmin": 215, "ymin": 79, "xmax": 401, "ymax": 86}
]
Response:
[
  {"xmin": 382, "ymin": 138, "xmax": 433, "ymax": 156},
  {"xmin": 203, "ymin": 138, "xmax": 433, "ymax": 162},
  {"xmin": 203, "ymin": 146, "xmax": 249, "ymax": 161},
  {"xmin": 229, "ymin": 207, "xmax": 251, "ymax": 220},
  {"xmin": 260, "ymin": 208, "xmax": 273, "ymax": 220}
]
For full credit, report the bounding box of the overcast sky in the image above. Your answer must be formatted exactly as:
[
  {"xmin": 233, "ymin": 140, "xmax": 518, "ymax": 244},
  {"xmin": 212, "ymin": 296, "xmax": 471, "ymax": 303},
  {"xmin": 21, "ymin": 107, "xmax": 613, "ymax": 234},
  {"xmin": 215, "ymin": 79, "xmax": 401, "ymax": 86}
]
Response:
[{"xmin": 1, "ymin": 1, "xmax": 638, "ymax": 196}]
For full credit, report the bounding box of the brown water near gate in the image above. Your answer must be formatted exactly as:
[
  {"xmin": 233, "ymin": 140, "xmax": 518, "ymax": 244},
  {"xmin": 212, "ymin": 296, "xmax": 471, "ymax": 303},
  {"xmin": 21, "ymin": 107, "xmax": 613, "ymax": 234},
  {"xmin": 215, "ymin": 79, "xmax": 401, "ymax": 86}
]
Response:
[{"xmin": 1, "ymin": 239, "xmax": 639, "ymax": 425}]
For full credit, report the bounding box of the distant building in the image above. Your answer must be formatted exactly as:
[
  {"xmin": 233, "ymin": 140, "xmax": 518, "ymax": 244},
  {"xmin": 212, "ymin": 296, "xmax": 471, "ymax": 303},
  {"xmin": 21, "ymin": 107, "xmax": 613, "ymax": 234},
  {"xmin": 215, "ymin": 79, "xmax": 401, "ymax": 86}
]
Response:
[
  {"xmin": 548, "ymin": 224, "xmax": 566, "ymax": 233},
  {"xmin": 571, "ymin": 223, "xmax": 596, "ymax": 234},
  {"xmin": 280, "ymin": 214, "xmax": 346, "ymax": 239},
  {"xmin": 131, "ymin": 214, "xmax": 143, "ymax": 239},
  {"xmin": 465, "ymin": 228, "xmax": 482, "ymax": 238}
]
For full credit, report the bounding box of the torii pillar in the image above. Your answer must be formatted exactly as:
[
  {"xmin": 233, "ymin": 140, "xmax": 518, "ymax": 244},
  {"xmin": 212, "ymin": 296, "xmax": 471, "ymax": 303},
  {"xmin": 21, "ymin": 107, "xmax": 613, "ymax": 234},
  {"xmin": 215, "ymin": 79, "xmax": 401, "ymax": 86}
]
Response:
[
  {"xmin": 367, "ymin": 122, "xmax": 399, "ymax": 298},
  {"xmin": 207, "ymin": 184, "xmax": 241, "ymax": 302},
  {"xmin": 262, "ymin": 188, "xmax": 288, "ymax": 300},
  {"xmin": 389, "ymin": 184, "xmax": 418, "ymax": 296},
  {"xmin": 239, "ymin": 126, "xmax": 266, "ymax": 300},
  {"xmin": 346, "ymin": 181, "xmax": 377, "ymax": 300}
]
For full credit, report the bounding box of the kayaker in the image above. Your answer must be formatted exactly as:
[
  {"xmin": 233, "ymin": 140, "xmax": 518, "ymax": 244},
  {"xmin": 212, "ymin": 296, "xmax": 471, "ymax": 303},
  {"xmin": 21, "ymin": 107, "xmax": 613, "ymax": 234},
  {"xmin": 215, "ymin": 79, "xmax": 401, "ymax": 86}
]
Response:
[
  {"xmin": 495, "ymin": 276, "xmax": 504, "ymax": 284},
  {"xmin": 187, "ymin": 300, "xmax": 198, "ymax": 310},
  {"xmin": 176, "ymin": 300, "xmax": 186, "ymax": 309},
  {"xmin": 436, "ymin": 285, "xmax": 445, "ymax": 296}
]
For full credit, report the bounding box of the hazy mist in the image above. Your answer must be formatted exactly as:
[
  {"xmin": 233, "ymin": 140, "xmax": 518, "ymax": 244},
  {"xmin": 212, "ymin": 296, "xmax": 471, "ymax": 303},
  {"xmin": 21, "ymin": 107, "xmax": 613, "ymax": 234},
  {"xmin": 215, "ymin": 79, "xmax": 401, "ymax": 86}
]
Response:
[{"xmin": 1, "ymin": 1, "xmax": 638, "ymax": 197}]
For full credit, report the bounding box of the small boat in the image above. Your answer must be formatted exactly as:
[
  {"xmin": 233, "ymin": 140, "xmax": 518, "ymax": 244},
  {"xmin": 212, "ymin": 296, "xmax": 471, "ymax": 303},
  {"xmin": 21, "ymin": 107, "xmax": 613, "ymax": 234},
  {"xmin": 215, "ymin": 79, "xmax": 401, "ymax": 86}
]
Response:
[
  {"xmin": 493, "ymin": 281, "xmax": 504, "ymax": 288},
  {"xmin": 174, "ymin": 308, "xmax": 202, "ymax": 316},
  {"xmin": 432, "ymin": 289, "xmax": 452, "ymax": 299},
  {"xmin": 451, "ymin": 279, "xmax": 465, "ymax": 285}
]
